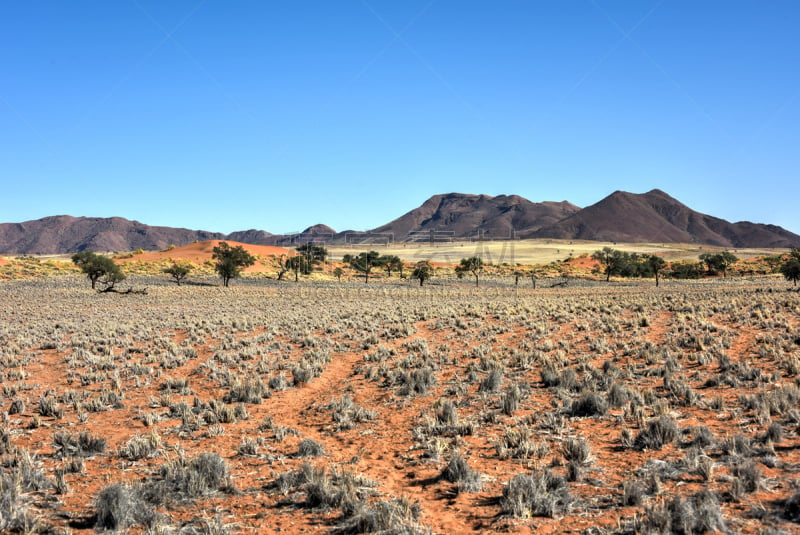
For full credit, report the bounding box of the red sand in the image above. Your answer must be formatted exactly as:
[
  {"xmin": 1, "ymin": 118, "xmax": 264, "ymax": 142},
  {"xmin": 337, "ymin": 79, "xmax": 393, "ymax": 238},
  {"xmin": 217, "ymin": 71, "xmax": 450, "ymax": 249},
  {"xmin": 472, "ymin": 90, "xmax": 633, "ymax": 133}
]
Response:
[{"xmin": 119, "ymin": 240, "xmax": 295, "ymax": 265}]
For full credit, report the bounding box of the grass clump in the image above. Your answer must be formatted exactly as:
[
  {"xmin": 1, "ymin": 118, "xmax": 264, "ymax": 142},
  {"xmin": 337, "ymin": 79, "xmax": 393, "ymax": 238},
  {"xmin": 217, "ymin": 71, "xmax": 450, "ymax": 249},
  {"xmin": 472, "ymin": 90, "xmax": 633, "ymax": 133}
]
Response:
[{"xmin": 501, "ymin": 469, "xmax": 573, "ymax": 518}]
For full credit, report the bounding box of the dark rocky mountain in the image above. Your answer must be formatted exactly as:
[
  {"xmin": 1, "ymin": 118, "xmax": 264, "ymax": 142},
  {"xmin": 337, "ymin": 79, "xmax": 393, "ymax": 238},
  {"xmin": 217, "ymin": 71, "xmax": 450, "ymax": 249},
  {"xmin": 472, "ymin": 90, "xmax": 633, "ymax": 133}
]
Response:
[
  {"xmin": 2, "ymin": 190, "xmax": 797, "ymax": 254},
  {"xmin": 370, "ymin": 193, "xmax": 580, "ymax": 241},
  {"xmin": 531, "ymin": 189, "xmax": 800, "ymax": 248},
  {"xmin": 0, "ymin": 215, "xmax": 224, "ymax": 254}
]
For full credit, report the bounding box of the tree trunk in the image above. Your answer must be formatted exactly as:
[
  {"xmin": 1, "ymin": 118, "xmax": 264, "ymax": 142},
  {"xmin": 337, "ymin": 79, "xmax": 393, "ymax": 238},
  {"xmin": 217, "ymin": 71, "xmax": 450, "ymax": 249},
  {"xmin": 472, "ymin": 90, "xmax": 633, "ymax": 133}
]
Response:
[
  {"xmin": 364, "ymin": 271, "xmax": 369, "ymax": 283},
  {"xmin": 474, "ymin": 273, "xmax": 479, "ymax": 287},
  {"xmin": 655, "ymin": 272, "xmax": 659, "ymax": 287},
  {"xmin": 419, "ymin": 277, "xmax": 424, "ymax": 287}
]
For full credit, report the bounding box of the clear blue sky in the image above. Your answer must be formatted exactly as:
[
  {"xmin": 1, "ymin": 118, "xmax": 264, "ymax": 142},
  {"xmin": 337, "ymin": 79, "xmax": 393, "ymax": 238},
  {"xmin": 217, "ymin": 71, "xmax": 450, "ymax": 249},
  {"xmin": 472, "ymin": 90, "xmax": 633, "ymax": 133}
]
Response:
[{"xmin": 2, "ymin": 1, "xmax": 798, "ymax": 235}]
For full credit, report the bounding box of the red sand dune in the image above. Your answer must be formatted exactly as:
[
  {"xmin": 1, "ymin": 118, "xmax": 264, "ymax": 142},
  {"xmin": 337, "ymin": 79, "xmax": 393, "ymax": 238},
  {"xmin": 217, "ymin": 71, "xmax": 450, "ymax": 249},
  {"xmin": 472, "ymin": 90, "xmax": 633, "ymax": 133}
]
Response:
[
  {"xmin": 118, "ymin": 240, "xmax": 295, "ymax": 272},
  {"xmin": 0, "ymin": 256, "xmax": 8, "ymax": 266}
]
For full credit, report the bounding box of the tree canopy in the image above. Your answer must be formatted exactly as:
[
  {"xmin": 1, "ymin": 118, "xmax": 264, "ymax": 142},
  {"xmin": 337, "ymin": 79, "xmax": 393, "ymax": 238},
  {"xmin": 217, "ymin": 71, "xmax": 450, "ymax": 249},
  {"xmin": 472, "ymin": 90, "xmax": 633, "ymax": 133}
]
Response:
[
  {"xmin": 699, "ymin": 251, "xmax": 738, "ymax": 277},
  {"xmin": 212, "ymin": 242, "xmax": 256, "ymax": 287},
  {"xmin": 343, "ymin": 251, "xmax": 382, "ymax": 283},
  {"xmin": 781, "ymin": 249, "xmax": 800, "ymax": 286},
  {"xmin": 163, "ymin": 262, "xmax": 191, "ymax": 286},
  {"xmin": 411, "ymin": 261, "xmax": 434, "ymax": 286},
  {"xmin": 456, "ymin": 256, "xmax": 484, "ymax": 286},
  {"xmin": 71, "ymin": 251, "xmax": 125, "ymax": 290}
]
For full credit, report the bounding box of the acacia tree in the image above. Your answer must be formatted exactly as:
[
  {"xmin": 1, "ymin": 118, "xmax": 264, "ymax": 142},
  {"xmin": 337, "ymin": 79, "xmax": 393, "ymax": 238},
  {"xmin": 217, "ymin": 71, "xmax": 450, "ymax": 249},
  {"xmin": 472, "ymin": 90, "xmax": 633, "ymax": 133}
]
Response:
[
  {"xmin": 333, "ymin": 267, "xmax": 344, "ymax": 282},
  {"xmin": 647, "ymin": 254, "xmax": 666, "ymax": 287},
  {"xmin": 411, "ymin": 261, "xmax": 434, "ymax": 286},
  {"xmin": 212, "ymin": 242, "xmax": 255, "ymax": 287},
  {"xmin": 592, "ymin": 247, "xmax": 627, "ymax": 282},
  {"xmin": 286, "ymin": 255, "xmax": 311, "ymax": 282},
  {"xmin": 456, "ymin": 256, "xmax": 483, "ymax": 287},
  {"xmin": 295, "ymin": 244, "xmax": 327, "ymax": 274},
  {"xmin": 380, "ymin": 255, "xmax": 404, "ymax": 278},
  {"xmin": 781, "ymin": 249, "xmax": 800, "ymax": 286},
  {"xmin": 344, "ymin": 251, "xmax": 382, "ymax": 283},
  {"xmin": 71, "ymin": 251, "xmax": 125, "ymax": 290},
  {"xmin": 163, "ymin": 262, "xmax": 191, "ymax": 286},
  {"xmin": 700, "ymin": 251, "xmax": 738, "ymax": 278}
]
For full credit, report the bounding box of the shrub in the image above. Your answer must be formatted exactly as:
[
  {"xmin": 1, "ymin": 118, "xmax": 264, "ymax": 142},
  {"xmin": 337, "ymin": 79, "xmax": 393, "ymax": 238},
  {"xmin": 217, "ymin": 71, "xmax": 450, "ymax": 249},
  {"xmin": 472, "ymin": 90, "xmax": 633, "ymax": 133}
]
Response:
[
  {"xmin": 95, "ymin": 483, "xmax": 157, "ymax": 530},
  {"xmin": 640, "ymin": 490, "xmax": 726, "ymax": 534},
  {"xmin": 569, "ymin": 392, "xmax": 608, "ymax": 417},
  {"xmin": 501, "ymin": 383, "xmax": 525, "ymax": 415},
  {"xmin": 119, "ymin": 431, "xmax": 161, "ymax": 461},
  {"xmin": 298, "ymin": 438, "xmax": 326, "ymax": 458},
  {"xmin": 158, "ymin": 452, "xmax": 233, "ymax": 500},
  {"xmin": 53, "ymin": 431, "xmax": 106, "ymax": 458},
  {"xmin": 622, "ymin": 479, "xmax": 645, "ymax": 506},
  {"xmin": 479, "ymin": 368, "xmax": 504, "ymax": 393},
  {"xmin": 441, "ymin": 452, "xmax": 484, "ymax": 493},
  {"xmin": 501, "ymin": 469, "xmax": 573, "ymax": 518},
  {"xmin": 634, "ymin": 416, "xmax": 678, "ymax": 450},
  {"xmin": 224, "ymin": 379, "xmax": 270, "ymax": 404},
  {"xmin": 335, "ymin": 497, "xmax": 427, "ymax": 535},
  {"xmin": 782, "ymin": 490, "xmax": 800, "ymax": 522}
]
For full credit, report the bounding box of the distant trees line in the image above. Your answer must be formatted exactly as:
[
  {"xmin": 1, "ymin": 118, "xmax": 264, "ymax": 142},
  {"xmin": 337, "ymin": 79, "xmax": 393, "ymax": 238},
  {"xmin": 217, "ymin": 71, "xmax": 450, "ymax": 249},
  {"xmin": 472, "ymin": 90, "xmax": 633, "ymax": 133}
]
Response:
[{"xmin": 70, "ymin": 243, "xmax": 800, "ymax": 290}]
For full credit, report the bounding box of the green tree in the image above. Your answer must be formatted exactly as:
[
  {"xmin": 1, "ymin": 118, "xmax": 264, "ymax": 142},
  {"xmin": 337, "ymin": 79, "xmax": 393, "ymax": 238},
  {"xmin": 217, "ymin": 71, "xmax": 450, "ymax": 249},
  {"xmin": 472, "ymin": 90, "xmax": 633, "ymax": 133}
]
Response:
[
  {"xmin": 286, "ymin": 255, "xmax": 312, "ymax": 282},
  {"xmin": 592, "ymin": 247, "xmax": 628, "ymax": 282},
  {"xmin": 163, "ymin": 262, "xmax": 191, "ymax": 286},
  {"xmin": 700, "ymin": 251, "xmax": 738, "ymax": 278},
  {"xmin": 344, "ymin": 251, "xmax": 382, "ymax": 283},
  {"xmin": 333, "ymin": 266, "xmax": 344, "ymax": 282},
  {"xmin": 647, "ymin": 254, "xmax": 666, "ymax": 287},
  {"xmin": 456, "ymin": 256, "xmax": 484, "ymax": 287},
  {"xmin": 71, "ymin": 251, "xmax": 125, "ymax": 290},
  {"xmin": 411, "ymin": 261, "xmax": 434, "ymax": 286},
  {"xmin": 212, "ymin": 242, "xmax": 255, "ymax": 287},
  {"xmin": 295, "ymin": 243, "xmax": 328, "ymax": 275},
  {"xmin": 781, "ymin": 249, "xmax": 800, "ymax": 286},
  {"xmin": 380, "ymin": 255, "xmax": 404, "ymax": 278}
]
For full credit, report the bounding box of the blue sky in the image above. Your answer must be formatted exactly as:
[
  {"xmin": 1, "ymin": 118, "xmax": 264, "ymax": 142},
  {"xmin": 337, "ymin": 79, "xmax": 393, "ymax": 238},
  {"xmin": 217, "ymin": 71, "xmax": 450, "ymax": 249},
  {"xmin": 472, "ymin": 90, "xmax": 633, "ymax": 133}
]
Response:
[{"xmin": 2, "ymin": 1, "xmax": 798, "ymax": 235}]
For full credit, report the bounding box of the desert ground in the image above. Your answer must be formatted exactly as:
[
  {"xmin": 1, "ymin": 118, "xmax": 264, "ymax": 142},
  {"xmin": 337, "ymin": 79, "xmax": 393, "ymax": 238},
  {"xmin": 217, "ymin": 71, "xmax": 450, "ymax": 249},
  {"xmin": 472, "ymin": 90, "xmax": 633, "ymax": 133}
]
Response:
[
  {"xmin": 326, "ymin": 239, "xmax": 781, "ymax": 265},
  {"xmin": 1, "ymin": 240, "xmax": 799, "ymax": 534}
]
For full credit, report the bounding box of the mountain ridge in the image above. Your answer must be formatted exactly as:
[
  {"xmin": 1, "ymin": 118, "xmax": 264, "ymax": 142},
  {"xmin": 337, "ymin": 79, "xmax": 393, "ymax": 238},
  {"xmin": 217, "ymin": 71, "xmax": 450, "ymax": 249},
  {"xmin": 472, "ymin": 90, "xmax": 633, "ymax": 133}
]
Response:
[{"xmin": 1, "ymin": 190, "xmax": 798, "ymax": 254}]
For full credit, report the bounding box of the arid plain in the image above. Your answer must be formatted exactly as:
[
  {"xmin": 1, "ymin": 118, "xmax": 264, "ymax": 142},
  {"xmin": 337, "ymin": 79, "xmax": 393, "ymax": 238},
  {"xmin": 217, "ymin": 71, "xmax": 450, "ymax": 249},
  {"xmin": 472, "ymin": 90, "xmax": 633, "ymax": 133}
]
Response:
[{"xmin": 1, "ymin": 241, "xmax": 799, "ymax": 534}]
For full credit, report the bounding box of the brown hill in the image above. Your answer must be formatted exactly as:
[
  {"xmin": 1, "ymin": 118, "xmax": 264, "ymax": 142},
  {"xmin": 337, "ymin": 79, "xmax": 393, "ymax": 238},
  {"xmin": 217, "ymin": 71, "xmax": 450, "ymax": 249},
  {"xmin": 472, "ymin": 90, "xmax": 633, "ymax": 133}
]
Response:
[
  {"xmin": 532, "ymin": 189, "xmax": 800, "ymax": 248},
  {"xmin": 227, "ymin": 224, "xmax": 337, "ymax": 246},
  {"xmin": 370, "ymin": 193, "xmax": 580, "ymax": 241},
  {"xmin": 0, "ymin": 215, "xmax": 224, "ymax": 254}
]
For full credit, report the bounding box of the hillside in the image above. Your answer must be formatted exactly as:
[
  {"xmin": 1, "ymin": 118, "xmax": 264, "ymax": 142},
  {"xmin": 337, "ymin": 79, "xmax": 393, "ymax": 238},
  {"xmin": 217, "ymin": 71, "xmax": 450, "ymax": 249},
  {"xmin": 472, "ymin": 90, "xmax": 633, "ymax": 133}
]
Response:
[
  {"xmin": 0, "ymin": 215, "xmax": 223, "ymax": 254},
  {"xmin": 531, "ymin": 189, "xmax": 800, "ymax": 248},
  {"xmin": 369, "ymin": 193, "xmax": 580, "ymax": 241}
]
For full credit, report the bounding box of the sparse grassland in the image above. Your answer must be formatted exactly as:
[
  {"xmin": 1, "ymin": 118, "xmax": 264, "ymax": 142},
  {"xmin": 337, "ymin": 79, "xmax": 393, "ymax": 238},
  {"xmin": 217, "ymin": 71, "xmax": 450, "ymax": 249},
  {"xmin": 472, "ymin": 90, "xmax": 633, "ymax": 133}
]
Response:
[{"xmin": 0, "ymin": 273, "xmax": 799, "ymax": 533}]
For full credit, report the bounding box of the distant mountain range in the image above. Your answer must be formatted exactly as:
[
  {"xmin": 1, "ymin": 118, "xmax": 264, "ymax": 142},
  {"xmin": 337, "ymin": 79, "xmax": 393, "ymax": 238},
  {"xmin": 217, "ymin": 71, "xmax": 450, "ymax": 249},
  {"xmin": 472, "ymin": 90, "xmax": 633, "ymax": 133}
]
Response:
[{"xmin": 1, "ymin": 189, "xmax": 798, "ymax": 254}]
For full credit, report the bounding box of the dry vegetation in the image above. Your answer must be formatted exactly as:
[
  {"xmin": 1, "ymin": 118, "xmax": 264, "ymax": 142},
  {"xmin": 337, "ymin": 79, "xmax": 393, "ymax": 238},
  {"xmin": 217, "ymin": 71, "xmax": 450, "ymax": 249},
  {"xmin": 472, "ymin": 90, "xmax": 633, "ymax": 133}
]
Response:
[{"xmin": 1, "ymin": 273, "xmax": 799, "ymax": 534}]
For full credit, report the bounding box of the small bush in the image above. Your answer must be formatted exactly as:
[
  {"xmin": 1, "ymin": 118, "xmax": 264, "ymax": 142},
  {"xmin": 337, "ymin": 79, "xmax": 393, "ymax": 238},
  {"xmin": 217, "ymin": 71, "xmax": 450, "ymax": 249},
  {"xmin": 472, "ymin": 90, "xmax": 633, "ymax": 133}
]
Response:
[
  {"xmin": 479, "ymin": 368, "xmax": 504, "ymax": 393},
  {"xmin": 501, "ymin": 469, "xmax": 573, "ymax": 518},
  {"xmin": 95, "ymin": 483, "xmax": 157, "ymax": 530},
  {"xmin": 53, "ymin": 431, "xmax": 106, "ymax": 458},
  {"xmin": 634, "ymin": 416, "xmax": 678, "ymax": 450},
  {"xmin": 119, "ymin": 431, "xmax": 161, "ymax": 461},
  {"xmin": 641, "ymin": 490, "xmax": 726, "ymax": 534},
  {"xmin": 335, "ymin": 497, "xmax": 427, "ymax": 535},
  {"xmin": 441, "ymin": 452, "xmax": 483, "ymax": 493},
  {"xmin": 569, "ymin": 392, "xmax": 608, "ymax": 417},
  {"xmin": 158, "ymin": 452, "xmax": 233, "ymax": 500},
  {"xmin": 298, "ymin": 438, "xmax": 326, "ymax": 458}
]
